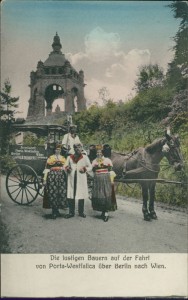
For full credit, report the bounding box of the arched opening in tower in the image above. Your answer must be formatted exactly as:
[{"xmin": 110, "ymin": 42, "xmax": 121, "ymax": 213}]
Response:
[
  {"xmin": 52, "ymin": 98, "xmax": 65, "ymax": 113},
  {"xmin": 45, "ymin": 84, "xmax": 65, "ymax": 116}
]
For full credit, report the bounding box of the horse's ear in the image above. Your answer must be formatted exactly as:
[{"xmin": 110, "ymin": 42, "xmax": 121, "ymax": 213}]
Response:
[{"xmin": 165, "ymin": 126, "xmax": 171, "ymax": 141}]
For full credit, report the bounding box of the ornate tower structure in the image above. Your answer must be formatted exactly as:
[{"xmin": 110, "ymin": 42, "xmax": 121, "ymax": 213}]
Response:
[{"xmin": 27, "ymin": 33, "xmax": 86, "ymax": 118}]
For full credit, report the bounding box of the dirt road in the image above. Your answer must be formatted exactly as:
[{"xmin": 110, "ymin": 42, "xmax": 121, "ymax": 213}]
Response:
[{"xmin": 0, "ymin": 175, "xmax": 187, "ymax": 253}]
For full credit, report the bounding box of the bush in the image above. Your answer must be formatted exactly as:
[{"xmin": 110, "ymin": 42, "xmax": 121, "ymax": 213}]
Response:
[
  {"xmin": 127, "ymin": 86, "xmax": 174, "ymax": 123},
  {"xmin": 23, "ymin": 133, "xmax": 45, "ymax": 146},
  {"xmin": 0, "ymin": 155, "xmax": 17, "ymax": 174}
]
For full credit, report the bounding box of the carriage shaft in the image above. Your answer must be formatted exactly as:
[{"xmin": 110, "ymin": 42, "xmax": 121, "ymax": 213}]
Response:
[{"xmin": 114, "ymin": 178, "xmax": 183, "ymax": 185}]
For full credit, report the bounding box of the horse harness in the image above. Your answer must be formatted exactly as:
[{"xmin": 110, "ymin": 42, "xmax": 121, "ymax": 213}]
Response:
[{"xmin": 123, "ymin": 148, "xmax": 160, "ymax": 176}]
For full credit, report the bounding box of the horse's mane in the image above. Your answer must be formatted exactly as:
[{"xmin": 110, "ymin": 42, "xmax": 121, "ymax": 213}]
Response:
[
  {"xmin": 112, "ymin": 148, "xmax": 145, "ymax": 159},
  {"xmin": 112, "ymin": 150, "xmax": 130, "ymax": 156},
  {"xmin": 112, "ymin": 137, "xmax": 166, "ymax": 157},
  {"xmin": 145, "ymin": 138, "xmax": 165, "ymax": 153}
]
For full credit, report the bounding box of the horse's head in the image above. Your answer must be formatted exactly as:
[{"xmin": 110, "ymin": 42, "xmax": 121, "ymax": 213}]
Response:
[{"xmin": 162, "ymin": 130, "xmax": 184, "ymax": 171}]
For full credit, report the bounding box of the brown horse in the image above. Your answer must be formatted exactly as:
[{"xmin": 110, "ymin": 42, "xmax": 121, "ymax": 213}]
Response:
[
  {"xmin": 90, "ymin": 131, "xmax": 184, "ymax": 221},
  {"xmin": 107, "ymin": 132, "xmax": 183, "ymax": 221}
]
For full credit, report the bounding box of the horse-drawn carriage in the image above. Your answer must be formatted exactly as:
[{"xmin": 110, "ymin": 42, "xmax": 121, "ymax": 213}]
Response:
[
  {"xmin": 6, "ymin": 123, "xmax": 67, "ymax": 205},
  {"xmin": 6, "ymin": 122, "xmax": 185, "ymax": 221}
]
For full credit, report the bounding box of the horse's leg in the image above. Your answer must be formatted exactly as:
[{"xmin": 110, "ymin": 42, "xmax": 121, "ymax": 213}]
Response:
[
  {"xmin": 149, "ymin": 183, "xmax": 158, "ymax": 220},
  {"xmin": 141, "ymin": 184, "xmax": 151, "ymax": 221}
]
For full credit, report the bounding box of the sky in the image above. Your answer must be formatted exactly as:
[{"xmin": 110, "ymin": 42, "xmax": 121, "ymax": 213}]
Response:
[{"xmin": 1, "ymin": 0, "xmax": 180, "ymax": 117}]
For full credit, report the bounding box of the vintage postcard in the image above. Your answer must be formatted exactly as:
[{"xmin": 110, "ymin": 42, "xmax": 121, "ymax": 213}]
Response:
[{"xmin": 1, "ymin": 0, "xmax": 187, "ymax": 297}]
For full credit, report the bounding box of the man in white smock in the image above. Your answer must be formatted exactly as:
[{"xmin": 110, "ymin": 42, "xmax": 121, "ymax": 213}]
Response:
[{"xmin": 64, "ymin": 143, "xmax": 92, "ymax": 218}]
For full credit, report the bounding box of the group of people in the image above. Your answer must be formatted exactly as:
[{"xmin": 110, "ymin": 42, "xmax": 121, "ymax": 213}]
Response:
[{"xmin": 42, "ymin": 125, "xmax": 117, "ymax": 222}]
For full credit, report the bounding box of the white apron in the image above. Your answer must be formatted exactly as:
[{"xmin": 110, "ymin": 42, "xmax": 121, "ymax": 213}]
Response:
[{"xmin": 64, "ymin": 155, "xmax": 92, "ymax": 200}]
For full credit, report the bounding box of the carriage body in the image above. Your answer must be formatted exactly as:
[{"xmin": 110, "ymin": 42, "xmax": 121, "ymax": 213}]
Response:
[
  {"xmin": 9, "ymin": 144, "xmax": 47, "ymax": 176},
  {"xmin": 6, "ymin": 123, "xmax": 67, "ymax": 205}
]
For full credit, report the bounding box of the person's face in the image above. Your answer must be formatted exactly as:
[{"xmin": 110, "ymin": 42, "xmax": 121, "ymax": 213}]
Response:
[
  {"xmin": 55, "ymin": 148, "xmax": 61, "ymax": 155},
  {"xmin": 97, "ymin": 150, "xmax": 102, "ymax": 158},
  {"xmin": 70, "ymin": 127, "xmax": 76, "ymax": 134},
  {"xmin": 74, "ymin": 145, "xmax": 82, "ymax": 155}
]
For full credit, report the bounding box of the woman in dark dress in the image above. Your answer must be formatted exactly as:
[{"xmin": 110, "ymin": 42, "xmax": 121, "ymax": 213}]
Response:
[
  {"xmin": 43, "ymin": 144, "xmax": 67, "ymax": 219},
  {"xmin": 91, "ymin": 145, "xmax": 117, "ymax": 222}
]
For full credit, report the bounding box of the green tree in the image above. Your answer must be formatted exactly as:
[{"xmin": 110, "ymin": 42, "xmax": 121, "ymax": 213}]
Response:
[
  {"xmin": 99, "ymin": 100, "xmax": 117, "ymax": 140},
  {"xmin": 98, "ymin": 87, "xmax": 110, "ymax": 105},
  {"xmin": 166, "ymin": 1, "xmax": 188, "ymax": 90},
  {"xmin": 0, "ymin": 79, "xmax": 19, "ymax": 155},
  {"xmin": 127, "ymin": 86, "xmax": 173, "ymax": 123},
  {"xmin": 134, "ymin": 64, "xmax": 165, "ymax": 93}
]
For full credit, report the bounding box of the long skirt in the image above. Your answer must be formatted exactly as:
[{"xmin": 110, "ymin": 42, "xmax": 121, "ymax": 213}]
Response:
[
  {"xmin": 43, "ymin": 169, "xmax": 67, "ymax": 210},
  {"xmin": 92, "ymin": 173, "xmax": 117, "ymax": 212}
]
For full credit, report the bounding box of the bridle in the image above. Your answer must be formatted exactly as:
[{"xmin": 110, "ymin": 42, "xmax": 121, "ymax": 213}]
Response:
[{"xmin": 162, "ymin": 138, "xmax": 183, "ymax": 166}]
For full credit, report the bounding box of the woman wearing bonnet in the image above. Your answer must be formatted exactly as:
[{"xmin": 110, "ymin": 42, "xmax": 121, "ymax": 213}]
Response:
[
  {"xmin": 91, "ymin": 145, "xmax": 117, "ymax": 222},
  {"xmin": 43, "ymin": 143, "xmax": 67, "ymax": 219}
]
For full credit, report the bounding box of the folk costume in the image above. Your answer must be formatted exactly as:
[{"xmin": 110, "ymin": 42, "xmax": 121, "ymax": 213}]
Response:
[
  {"xmin": 91, "ymin": 146, "xmax": 117, "ymax": 222},
  {"xmin": 64, "ymin": 143, "xmax": 92, "ymax": 218},
  {"xmin": 43, "ymin": 147, "xmax": 67, "ymax": 219}
]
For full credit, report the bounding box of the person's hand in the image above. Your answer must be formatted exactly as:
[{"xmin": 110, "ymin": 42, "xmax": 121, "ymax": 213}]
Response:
[
  {"xmin": 79, "ymin": 167, "xmax": 85, "ymax": 173},
  {"xmin": 66, "ymin": 167, "xmax": 72, "ymax": 173}
]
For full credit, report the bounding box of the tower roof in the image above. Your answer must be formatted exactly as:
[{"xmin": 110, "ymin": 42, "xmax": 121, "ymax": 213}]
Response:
[
  {"xmin": 52, "ymin": 32, "xmax": 62, "ymax": 52},
  {"xmin": 44, "ymin": 33, "xmax": 66, "ymax": 67}
]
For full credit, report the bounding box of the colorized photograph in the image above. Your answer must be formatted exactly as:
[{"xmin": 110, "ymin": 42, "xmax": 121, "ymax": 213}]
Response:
[{"xmin": 0, "ymin": 0, "xmax": 187, "ymax": 256}]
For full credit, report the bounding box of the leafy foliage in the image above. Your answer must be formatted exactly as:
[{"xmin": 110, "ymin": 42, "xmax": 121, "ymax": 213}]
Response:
[
  {"xmin": 166, "ymin": 1, "xmax": 188, "ymax": 90},
  {"xmin": 126, "ymin": 86, "xmax": 174, "ymax": 123},
  {"xmin": 134, "ymin": 64, "xmax": 165, "ymax": 93},
  {"xmin": 23, "ymin": 133, "xmax": 45, "ymax": 146},
  {"xmin": 0, "ymin": 155, "xmax": 17, "ymax": 174},
  {"xmin": 0, "ymin": 79, "xmax": 19, "ymax": 155}
]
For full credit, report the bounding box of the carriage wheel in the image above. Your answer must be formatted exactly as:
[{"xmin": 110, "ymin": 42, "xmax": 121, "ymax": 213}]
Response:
[{"xmin": 6, "ymin": 164, "xmax": 40, "ymax": 205}]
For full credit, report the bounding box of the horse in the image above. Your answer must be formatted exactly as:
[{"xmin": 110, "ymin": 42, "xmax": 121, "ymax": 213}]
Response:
[{"xmin": 90, "ymin": 131, "xmax": 184, "ymax": 221}]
